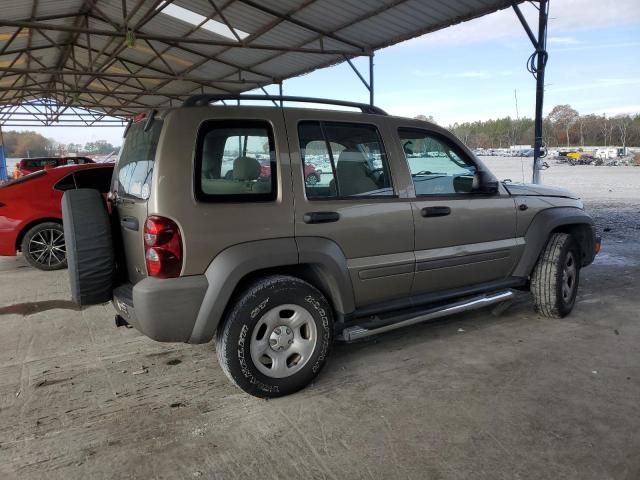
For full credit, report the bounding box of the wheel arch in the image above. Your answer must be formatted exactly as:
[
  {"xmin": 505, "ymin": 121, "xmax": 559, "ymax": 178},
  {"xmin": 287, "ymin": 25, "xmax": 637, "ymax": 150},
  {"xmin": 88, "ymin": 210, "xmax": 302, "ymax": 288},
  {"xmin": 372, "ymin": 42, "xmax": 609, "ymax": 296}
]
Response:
[
  {"xmin": 16, "ymin": 217, "xmax": 63, "ymax": 251},
  {"xmin": 188, "ymin": 237, "xmax": 355, "ymax": 344},
  {"xmin": 512, "ymin": 207, "xmax": 595, "ymax": 279}
]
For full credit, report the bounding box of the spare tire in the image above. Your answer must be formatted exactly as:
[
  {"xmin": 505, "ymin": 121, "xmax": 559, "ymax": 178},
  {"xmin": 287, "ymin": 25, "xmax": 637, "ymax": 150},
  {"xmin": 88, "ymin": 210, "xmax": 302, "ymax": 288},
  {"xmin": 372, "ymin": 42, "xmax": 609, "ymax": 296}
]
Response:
[{"xmin": 62, "ymin": 189, "xmax": 115, "ymax": 306}]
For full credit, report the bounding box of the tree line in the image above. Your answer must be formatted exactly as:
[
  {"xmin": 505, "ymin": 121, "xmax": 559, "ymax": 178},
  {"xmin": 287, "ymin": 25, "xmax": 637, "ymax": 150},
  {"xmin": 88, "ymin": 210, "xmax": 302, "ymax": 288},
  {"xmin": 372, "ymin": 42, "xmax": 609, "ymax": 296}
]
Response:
[
  {"xmin": 420, "ymin": 106, "xmax": 640, "ymax": 149},
  {"xmin": 0, "ymin": 130, "xmax": 120, "ymax": 158}
]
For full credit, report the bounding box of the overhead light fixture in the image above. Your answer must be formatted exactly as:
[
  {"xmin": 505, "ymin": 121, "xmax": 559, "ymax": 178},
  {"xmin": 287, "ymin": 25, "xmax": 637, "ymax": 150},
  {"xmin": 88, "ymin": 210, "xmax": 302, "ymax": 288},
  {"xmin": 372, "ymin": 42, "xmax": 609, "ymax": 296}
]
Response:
[{"xmin": 160, "ymin": 3, "xmax": 248, "ymax": 41}]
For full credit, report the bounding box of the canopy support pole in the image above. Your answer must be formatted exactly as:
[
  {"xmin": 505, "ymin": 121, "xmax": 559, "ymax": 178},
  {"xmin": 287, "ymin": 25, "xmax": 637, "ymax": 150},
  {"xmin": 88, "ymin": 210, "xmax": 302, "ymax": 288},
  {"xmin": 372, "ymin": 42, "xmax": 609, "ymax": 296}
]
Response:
[
  {"xmin": 512, "ymin": 0, "xmax": 549, "ymax": 184},
  {"xmin": 344, "ymin": 54, "xmax": 375, "ymax": 106}
]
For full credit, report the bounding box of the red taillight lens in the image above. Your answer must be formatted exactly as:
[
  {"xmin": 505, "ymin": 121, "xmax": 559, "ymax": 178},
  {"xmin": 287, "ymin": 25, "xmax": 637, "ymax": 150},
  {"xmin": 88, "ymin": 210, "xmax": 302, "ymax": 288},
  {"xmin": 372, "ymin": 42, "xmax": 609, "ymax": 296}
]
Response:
[{"xmin": 143, "ymin": 215, "xmax": 182, "ymax": 278}]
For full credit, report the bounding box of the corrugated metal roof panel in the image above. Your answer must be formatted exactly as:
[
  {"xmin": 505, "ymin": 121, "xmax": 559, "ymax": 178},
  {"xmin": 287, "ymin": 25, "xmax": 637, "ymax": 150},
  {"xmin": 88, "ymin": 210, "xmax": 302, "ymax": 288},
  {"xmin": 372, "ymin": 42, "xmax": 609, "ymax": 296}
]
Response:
[{"xmin": 0, "ymin": 0, "xmax": 524, "ymax": 122}]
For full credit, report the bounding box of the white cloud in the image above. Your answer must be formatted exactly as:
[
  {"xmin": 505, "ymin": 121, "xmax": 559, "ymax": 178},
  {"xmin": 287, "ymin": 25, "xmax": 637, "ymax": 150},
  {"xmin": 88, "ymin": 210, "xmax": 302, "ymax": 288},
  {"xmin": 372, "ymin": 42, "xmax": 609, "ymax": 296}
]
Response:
[
  {"xmin": 460, "ymin": 71, "xmax": 491, "ymax": 78},
  {"xmin": 398, "ymin": 0, "xmax": 640, "ymax": 47},
  {"xmin": 548, "ymin": 36, "xmax": 579, "ymax": 45},
  {"xmin": 599, "ymin": 105, "xmax": 640, "ymax": 116}
]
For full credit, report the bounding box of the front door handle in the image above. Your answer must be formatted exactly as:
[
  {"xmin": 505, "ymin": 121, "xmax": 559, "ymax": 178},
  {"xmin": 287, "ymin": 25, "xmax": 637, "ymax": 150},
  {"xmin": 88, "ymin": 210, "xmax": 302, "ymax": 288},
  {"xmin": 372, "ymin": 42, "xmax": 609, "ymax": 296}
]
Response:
[
  {"xmin": 120, "ymin": 216, "xmax": 139, "ymax": 231},
  {"xmin": 303, "ymin": 211, "xmax": 340, "ymax": 224},
  {"xmin": 421, "ymin": 206, "xmax": 451, "ymax": 218}
]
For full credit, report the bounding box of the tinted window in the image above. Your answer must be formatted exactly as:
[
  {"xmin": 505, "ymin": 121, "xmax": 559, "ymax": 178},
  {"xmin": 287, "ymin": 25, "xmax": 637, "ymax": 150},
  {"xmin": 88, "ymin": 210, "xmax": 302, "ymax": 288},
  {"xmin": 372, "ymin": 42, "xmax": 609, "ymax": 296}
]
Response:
[
  {"xmin": 195, "ymin": 120, "xmax": 276, "ymax": 202},
  {"xmin": 74, "ymin": 167, "xmax": 113, "ymax": 193},
  {"xmin": 399, "ymin": 129, "xmax": 477, "ymax": 196},
  {"xmin": 117, "ymin": 119, "xmax": 162, "ymax": 199},
  {"xmin": 21, "ymin": 158, "xmax": 57, "ymax": 168},
  {"xmin": 54, "ymin": 174, "xmax": 76, "ymax": 191},
  {"xmin": 298, "ymin": 121, "xmax": 393, "ymax": 199}
]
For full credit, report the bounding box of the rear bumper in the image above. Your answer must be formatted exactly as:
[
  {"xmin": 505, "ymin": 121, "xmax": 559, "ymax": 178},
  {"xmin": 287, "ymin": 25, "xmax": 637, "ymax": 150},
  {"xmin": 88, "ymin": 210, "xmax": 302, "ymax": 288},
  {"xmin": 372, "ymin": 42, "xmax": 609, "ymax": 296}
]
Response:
[{"xmin": 113, "ymin": 275, "xmax": 208, "ymax": 343}]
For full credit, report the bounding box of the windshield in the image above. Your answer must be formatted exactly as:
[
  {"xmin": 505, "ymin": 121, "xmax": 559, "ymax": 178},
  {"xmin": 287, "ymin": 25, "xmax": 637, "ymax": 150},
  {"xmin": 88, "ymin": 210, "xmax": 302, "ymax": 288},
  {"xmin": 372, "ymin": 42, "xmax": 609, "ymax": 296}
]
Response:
[{"xmin": 116, "ymin": 118, "xmax": 163, "ymax": 199}]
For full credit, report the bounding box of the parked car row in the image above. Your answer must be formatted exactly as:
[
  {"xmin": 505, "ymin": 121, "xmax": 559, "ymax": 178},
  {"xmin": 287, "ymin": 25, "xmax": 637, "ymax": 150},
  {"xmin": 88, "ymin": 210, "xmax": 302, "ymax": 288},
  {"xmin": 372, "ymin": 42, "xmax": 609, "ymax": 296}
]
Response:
[
  {"xmin": 12, "ymin": 156, "xmax": 95, "ymax": 178},
  {"xmin": 0, "ymin": 163, "xmax": 113, "ymax": 270}
]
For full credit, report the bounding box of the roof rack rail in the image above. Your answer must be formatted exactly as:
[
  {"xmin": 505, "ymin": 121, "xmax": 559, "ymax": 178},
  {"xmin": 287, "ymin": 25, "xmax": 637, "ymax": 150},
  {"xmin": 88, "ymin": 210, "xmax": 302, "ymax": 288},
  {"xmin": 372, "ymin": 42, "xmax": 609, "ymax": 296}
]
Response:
[{"xmin": 182, "ymin": 94, "xmax": 387, "ymax": 115}]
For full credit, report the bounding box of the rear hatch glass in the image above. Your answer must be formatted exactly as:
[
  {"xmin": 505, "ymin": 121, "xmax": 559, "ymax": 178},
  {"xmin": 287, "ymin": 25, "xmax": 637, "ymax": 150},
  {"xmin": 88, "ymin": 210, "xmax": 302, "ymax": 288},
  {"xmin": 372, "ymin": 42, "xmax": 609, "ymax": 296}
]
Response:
[
  {"xmin": 115, "ymin": 117, "xmax": 163, "ymax": 284},
  {"xmin": 116, "ymin": 119, "xmax": 163, "ymax": 199}
]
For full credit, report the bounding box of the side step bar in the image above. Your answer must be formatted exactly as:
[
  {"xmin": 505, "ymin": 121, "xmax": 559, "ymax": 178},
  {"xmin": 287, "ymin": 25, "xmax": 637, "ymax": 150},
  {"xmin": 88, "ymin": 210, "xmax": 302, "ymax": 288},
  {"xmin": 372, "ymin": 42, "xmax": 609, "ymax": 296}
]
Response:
[{"xmin": 339, "ymin": 290, "xmax": 514, "ymax": 342}]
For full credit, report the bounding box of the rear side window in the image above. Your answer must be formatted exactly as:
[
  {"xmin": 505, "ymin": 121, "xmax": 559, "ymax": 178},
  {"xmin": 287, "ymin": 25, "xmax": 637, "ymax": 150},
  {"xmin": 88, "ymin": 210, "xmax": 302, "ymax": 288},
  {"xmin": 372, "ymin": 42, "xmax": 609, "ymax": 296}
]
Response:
[
  {"xmin": 298, "ymin": 121, "xmax": 393, "ymax": 199},
  {"xmin": 117, "ymin": 119, "xmax": 163, "ymax": 199},
  {"xmin": 54, "ymin": 174, "xmax": 76, "ymax": 191},
  {"xmin": 74, "ymin": 167, "xmax": 113, "ymax": 193},
  {"xmin": 1, "ymin": 170, "xmax": 46, "ymax": 188},
  {"xmin": 194, "ymin": 120, "xmax": 276, "ymax": 202},
  {"xmin": 21, "ymin": 158, "xmax": 57, "ymax": 168}
]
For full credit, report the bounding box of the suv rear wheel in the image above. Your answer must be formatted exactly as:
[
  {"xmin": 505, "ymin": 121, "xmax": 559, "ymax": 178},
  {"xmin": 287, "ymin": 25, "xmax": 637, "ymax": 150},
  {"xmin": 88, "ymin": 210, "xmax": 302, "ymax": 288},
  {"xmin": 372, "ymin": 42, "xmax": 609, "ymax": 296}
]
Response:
[
  {"xmin": 531, "ymin": 232, "xmax": 580, "ymax": 318},
  {"xmin": 21, "ymin": 222, "xmax": 67, "ymax": 271},
  {"xmin": 216, "ymin": 275, "xmax": 333, "ymax": 398}
]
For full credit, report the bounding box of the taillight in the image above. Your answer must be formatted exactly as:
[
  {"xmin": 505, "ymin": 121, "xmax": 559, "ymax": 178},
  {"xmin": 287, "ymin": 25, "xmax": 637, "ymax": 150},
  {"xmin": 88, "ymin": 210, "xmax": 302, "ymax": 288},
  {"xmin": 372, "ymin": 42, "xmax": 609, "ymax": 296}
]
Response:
[{"xmin": 143, "ymin": 215, "xmax": 182, "ymax": 278}]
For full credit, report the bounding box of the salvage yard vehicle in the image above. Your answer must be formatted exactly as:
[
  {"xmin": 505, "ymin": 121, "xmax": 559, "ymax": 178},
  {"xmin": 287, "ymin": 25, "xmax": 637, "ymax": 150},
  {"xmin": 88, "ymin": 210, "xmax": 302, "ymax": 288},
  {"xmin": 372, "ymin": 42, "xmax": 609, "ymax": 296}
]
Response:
[
  {"xmin": 0, "ymin": 163, "xmax": 113, "ymax": 270},
  {"xmin": 62, "ymin": 95, "xmax": 600, "ymax": 398},
  {"xmin": 13, "ymin": 156, "xmax": 95, "ymax": 178}
]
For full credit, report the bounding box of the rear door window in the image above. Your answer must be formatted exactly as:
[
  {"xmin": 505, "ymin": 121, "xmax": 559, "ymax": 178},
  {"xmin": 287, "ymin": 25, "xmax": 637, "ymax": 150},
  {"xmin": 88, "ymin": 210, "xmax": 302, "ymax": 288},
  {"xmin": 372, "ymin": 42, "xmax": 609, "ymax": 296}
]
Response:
[
  {"xmin": 116, "ymin": 119, "xmax": 163, "ymax": 199},
  {"xmin": 298, "ymin": 121, "xmax": 393, "ymax": 199}
]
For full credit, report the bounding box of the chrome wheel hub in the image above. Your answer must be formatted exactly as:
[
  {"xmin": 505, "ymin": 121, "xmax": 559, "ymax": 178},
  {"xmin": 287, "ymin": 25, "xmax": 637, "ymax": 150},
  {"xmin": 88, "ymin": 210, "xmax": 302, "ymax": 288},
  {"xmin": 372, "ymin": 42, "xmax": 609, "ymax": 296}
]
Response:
[
  {"xmin": 269, "ymin": 326, "xmax": 294, "ymax": 352},
  {"xmin": 250, "ymin": 304, "xmax": 318, "ymax": 379},
  {"xmin": 28, "ymin": 229, "xmax": 66, "ymax": 267}
]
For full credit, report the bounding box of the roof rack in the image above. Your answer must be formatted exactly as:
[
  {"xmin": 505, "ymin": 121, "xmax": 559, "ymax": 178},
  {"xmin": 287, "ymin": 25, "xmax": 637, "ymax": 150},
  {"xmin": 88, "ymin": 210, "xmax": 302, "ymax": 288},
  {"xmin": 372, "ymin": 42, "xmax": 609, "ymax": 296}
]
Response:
[{"xmin": 182, "ymin": 94, "xmax": 387, "ymax": 115}]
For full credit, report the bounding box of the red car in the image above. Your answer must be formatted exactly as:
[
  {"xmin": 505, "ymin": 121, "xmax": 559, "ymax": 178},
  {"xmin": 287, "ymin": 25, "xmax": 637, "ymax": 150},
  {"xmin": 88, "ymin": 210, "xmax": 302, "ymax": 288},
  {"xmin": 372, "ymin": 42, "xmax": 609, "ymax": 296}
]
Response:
[
  {"xmin": 0, "ymin": 163, "xmax": 113, "ymax": 270},
  {"xmin": 259, "ymin": 160, "xmax": 321, "ymax": 185},
  {"xmin": 13, "ymin": 156, "xmax": 95, "ymax": 178}
]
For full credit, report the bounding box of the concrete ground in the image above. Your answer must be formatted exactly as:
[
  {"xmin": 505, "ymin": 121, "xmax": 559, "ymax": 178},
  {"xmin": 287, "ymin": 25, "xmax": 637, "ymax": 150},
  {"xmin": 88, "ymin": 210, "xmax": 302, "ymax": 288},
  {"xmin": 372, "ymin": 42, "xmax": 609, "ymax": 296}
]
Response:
[{"xmin": 1, "ymin": 201, "xmax": 639, "ymax": 480}]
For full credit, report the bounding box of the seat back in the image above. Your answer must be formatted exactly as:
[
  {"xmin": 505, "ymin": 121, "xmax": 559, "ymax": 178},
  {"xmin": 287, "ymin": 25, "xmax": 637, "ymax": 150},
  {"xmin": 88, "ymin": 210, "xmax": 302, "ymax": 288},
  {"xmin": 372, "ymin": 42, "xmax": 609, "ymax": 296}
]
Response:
[{"xmin": 336, "ymin": 148, "xmax": 377, "ymax": 196}]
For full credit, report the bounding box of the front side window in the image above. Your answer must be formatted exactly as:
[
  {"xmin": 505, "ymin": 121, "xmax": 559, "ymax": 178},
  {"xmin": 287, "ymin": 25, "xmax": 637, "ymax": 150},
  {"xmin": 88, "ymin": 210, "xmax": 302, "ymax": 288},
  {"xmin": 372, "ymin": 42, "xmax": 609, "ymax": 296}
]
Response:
[
  {"xmin": 298, "ymin": 121, "xmax": 393, "ymax": 199},
  {"xmin": 195, "ymin": 120, "xmax": 276, "ymax": 202},
  {"xmin": 399, "ymin": 129, "xmax": 477, "ymax": 196}
]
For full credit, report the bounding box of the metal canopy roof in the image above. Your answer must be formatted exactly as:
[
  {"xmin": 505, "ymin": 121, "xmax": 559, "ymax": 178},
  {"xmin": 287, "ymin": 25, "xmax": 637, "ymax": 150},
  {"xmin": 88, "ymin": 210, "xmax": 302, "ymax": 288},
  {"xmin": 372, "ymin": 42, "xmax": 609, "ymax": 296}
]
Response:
[{"xmin": 0, "ymin": 0, "xmax": 522, "ymax": 126}]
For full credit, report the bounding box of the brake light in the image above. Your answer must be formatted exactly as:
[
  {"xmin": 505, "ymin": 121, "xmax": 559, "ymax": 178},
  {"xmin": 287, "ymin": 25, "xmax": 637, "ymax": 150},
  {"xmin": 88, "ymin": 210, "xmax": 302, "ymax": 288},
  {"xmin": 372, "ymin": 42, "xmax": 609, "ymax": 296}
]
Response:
[{"xmin": 143, "ymin": 216, "xmax": 182, "ymax": 278}]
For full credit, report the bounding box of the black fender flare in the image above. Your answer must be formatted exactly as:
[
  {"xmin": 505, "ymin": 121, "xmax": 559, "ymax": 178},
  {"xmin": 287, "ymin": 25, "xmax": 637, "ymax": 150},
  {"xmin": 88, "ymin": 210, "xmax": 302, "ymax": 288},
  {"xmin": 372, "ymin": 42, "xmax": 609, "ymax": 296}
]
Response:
[
  {"xmin": 188, "ymin": 237, "xmax": 355, "ymax": 343},
  {"xmin": 512, "ymin": 207, "xmax": 595, "ymax": 278}
]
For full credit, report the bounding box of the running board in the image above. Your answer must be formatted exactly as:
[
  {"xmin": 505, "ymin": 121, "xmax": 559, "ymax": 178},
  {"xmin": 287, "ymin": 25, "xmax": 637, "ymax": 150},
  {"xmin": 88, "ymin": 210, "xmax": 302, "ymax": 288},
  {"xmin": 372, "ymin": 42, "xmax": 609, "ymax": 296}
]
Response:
[{"xmin": 339, "ymin": 290, "xmax": 514, "ymax": 342}]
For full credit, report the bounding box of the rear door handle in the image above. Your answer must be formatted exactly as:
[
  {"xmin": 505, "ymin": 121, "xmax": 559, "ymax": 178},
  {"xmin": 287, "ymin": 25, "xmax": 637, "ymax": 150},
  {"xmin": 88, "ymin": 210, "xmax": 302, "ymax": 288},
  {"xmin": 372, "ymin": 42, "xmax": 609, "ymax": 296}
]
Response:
[
  {"xmin": 120, "ymin": 216, "xmax": 139, "ymax": 231},
  {"xmin": 421, "ymin": 206, "xmax": 451, "ymax": 218},
  {"xmin": 303, "ymin": 211, "xmax": 340, "ymax": 224}
]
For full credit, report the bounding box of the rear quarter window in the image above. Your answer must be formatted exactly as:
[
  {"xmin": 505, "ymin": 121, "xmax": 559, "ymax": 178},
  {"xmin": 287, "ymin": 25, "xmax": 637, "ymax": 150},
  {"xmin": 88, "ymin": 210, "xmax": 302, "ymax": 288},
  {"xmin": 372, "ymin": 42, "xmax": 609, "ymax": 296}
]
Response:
[{"xmin": 194, "ymin": 120, "xmax": 277, "ymax": 202}]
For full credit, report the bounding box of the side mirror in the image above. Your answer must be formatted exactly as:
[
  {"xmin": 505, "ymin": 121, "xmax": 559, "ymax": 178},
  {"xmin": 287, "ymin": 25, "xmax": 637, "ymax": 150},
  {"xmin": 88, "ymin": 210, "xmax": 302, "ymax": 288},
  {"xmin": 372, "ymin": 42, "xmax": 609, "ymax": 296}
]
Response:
[{"xmin": 473, "ymin": 171, "xmax": 499, "ymax": 195}]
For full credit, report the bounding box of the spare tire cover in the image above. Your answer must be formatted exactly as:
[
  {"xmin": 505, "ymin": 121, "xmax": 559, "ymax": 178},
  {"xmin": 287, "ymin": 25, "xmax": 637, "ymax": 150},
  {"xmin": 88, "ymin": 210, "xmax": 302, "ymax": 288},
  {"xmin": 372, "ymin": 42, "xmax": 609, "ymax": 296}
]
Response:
[{"xmin": 62, "ymin": 189, "xmax": 115, "ymax": 305}]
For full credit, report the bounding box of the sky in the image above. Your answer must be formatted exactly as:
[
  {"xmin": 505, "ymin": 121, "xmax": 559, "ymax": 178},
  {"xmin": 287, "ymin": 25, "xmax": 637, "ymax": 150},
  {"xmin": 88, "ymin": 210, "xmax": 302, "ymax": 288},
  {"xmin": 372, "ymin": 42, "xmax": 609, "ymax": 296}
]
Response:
[{"xmin": 8, "ymin": 0, "xmax": 640, "ymax": 147}]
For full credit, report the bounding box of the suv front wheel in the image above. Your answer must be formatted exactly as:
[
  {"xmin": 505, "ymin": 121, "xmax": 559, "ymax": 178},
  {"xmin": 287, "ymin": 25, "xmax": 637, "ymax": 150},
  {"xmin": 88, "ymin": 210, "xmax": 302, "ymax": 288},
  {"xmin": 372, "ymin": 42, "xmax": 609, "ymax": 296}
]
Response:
[
  {"xmin": 216, "ymin": 275, "xmax": 333, "ymax": 398},
  {"xmin": 531, "ymin": 232, "xmax": 580, "ymax": 318}
]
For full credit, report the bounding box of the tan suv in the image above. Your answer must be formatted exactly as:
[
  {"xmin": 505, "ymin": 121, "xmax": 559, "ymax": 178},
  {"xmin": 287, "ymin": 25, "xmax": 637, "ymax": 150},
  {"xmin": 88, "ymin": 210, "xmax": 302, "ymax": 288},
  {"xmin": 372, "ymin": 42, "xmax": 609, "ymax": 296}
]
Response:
[{"xmin": 62, "ymin": 95, "xmax": 600, "ymax": 398}]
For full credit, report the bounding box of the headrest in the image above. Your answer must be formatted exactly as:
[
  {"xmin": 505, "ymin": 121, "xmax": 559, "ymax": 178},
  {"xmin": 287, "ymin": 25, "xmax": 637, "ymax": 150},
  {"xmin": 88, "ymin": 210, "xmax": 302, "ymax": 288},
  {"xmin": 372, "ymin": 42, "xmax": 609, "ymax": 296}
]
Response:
[
  {"xmin": 233, "ymin": 156, "xmax": 261, "ymax": 181},
  {"xmin": 337, "ymin": 148, "xmax": 367, "ymax": 166}
]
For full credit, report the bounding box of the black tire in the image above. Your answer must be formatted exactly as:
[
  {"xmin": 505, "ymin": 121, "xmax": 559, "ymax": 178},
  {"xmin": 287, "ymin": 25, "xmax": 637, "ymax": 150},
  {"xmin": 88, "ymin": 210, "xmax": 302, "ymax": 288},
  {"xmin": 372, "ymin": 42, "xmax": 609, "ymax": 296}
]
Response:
[
  {"xmin": 216, "ymin": 275, "xmax": 333, "ymax": 398},
  {"xmin": 531, "ymin": 232, "xmax": 580, "ymax": 318},
  {"xmin": 62, "ymin": 189, "xmax": 115, "ymax": 306},
  {"xmin": 21, "ymin": 222, "xmax": 67, "ymax": 271}
]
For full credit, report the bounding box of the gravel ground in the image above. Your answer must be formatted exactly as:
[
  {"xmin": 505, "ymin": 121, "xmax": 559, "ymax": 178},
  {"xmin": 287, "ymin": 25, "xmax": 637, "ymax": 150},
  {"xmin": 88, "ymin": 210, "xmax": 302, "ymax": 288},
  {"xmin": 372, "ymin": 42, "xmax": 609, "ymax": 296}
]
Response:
[{"xmin": 0, "ymin": 163, "xmax": 638, "ymax": 479}]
